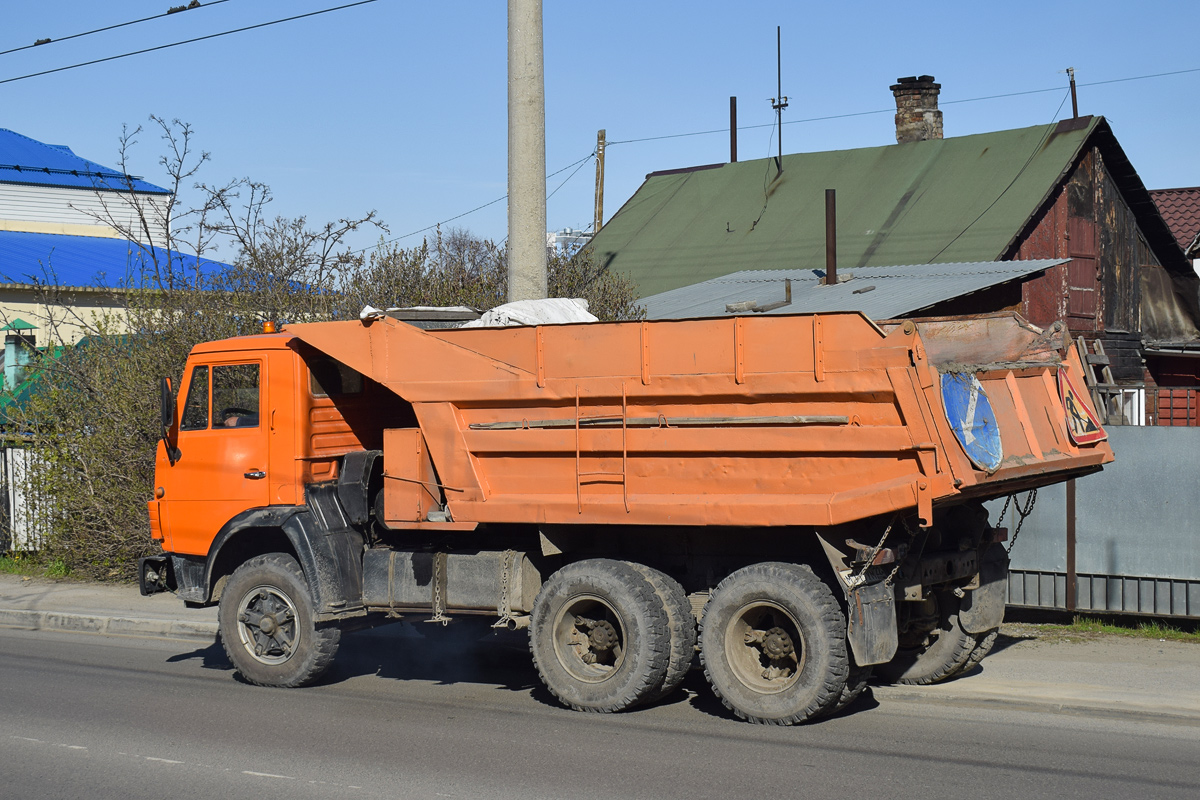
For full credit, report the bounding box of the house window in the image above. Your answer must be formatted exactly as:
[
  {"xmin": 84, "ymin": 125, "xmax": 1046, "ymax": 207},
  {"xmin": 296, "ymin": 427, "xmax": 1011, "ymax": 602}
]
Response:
[{"xmin": 180, "ymin": 366, "xmax": 209, "ymax": 431}]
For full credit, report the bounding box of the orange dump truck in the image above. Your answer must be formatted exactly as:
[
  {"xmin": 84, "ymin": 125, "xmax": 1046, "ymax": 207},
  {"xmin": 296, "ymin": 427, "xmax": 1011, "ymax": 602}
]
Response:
[{"xmin": 142, "ymin": 309, "xmax": 1111, "ymax": 724}]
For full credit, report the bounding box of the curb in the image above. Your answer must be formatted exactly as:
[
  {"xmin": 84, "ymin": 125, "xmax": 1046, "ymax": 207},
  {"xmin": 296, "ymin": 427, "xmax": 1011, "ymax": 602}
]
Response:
[
  {"xmin": 871, "ymin": 684, "xmax": 1200, "ymax": 725},
  {"xmin": 0, "ymin": 608, "xmax": 217, "ymax": 642}
]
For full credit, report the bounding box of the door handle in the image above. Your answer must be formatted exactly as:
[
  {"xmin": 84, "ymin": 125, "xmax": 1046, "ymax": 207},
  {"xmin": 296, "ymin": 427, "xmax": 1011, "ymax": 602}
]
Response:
[{"xmin": 244, "ymin": 470, "xmax": 266, "ymax": 480}]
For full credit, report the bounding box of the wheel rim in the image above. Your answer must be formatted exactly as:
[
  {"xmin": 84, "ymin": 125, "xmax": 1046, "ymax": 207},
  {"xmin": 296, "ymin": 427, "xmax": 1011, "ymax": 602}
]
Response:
[
  {"xmin": 236, "ymin": 584, "xmax": 300, "ymax": 665},
  {"xmin": 724, "ymin": 601, "xmax": 805, "ymax": 694},
  {"xmin": 551, "ymin": 593, "xmax": 626, "ymax": 683}
]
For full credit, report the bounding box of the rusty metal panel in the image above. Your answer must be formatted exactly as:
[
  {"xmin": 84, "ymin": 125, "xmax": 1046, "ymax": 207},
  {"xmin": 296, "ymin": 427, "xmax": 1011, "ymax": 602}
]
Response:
[{"xmin": 1015, "ymin": 189, "xmax": 1069, "ymax": 328}]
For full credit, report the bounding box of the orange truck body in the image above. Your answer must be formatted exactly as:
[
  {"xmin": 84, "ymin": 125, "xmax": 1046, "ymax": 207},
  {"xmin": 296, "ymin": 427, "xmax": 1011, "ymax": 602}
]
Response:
[{"xmin": 151, "ymin": 310, "xmax": 1110, "ymax": 557}]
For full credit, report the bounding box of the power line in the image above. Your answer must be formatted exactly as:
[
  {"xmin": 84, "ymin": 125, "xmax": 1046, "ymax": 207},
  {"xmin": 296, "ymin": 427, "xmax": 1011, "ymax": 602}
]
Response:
[
  {"xmin": 0, "ymin": 0, "xmax": 378, "ymax": 86},
  {"xmin": 354, "ymin": 153, "xmax": 597, "ymax": 254},
  {"xmin": 547, "ymin": 154, "xmax": 593, "ymax": 201},
  {"xmin": 607, "ymin": 66, "xmax": 1200, "ymax": 147},
  {"xmin": 0, "ymin": 1, "xmax": 233, "ymax": 58}
]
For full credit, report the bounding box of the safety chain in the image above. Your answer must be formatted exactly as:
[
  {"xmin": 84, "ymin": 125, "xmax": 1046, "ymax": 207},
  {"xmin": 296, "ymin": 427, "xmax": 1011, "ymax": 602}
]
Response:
[
  {"xmin": 849, "ymin": 515, "xmax": 897, "ymax": 588},
  {"xmin": 428, "ymin": 552, "xmax": 450, "ymax": 625},
  {"xmin": 885, "ymin": 516, "xmax": 919, "ymax": 588},
  {"xmin": 1002, "ymin": 489, "xmax": 1038, "ymax": 554},
  {"xmin": 493, "ymin": 549, "xmax": 517, "ymax": 629}
]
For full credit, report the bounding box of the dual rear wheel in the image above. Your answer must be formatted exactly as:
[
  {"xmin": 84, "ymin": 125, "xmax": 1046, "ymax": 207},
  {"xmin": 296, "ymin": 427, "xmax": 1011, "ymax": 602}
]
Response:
[{"xmin": 530, "ymin": 559, "xmax": 851, "ymax": 725}]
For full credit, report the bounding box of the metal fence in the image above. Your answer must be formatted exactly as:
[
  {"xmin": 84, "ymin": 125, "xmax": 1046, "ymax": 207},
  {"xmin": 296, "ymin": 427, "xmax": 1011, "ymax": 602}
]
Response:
[
  {"xmin": 989, "ymin": 425, "xmax": 1200, "ymax": 618},
  {"xmin": 0, "ymin": 445, "xmax": 45, "ymax": 552}
]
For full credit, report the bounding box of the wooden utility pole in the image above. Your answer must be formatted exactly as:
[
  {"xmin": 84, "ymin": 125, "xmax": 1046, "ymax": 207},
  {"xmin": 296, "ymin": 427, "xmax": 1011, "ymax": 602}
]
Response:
[
  {"xmin": 507, "ymin": 0, "xmax": 547, "ymax": 301},
  {"xmin": 593, "ymin": 129, "xmax": 606, "ymax": 234}
]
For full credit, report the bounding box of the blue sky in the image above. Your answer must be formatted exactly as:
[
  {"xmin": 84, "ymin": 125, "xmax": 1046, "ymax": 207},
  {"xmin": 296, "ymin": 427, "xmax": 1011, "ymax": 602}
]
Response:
[{"xmin": 3, "ymin": 1, "xmax": 1199, "ymax": 259}]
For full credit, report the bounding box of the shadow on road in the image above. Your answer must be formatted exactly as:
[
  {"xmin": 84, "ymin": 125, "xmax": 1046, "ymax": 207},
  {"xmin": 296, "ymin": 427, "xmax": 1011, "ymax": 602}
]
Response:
[
  {"xmin": 329, "ymin": 619, "xmax": 541, "ymax": 693},
  {"xmin": 165, "ymin": 639, "xmax": 231, "ymax": 670},
  {"xmin": 159, "ymin": 619, "xmax": 880, "ymax": 722}
]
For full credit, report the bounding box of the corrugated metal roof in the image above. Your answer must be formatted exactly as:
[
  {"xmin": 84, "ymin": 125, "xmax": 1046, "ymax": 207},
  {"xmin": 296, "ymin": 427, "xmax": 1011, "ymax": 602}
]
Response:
[
  {"xmin": 0, "ymin": 230, "xmax": 223, "ymax": 289},
  {"xmin": 590, "ymin": 118, "xmax": 1100, "ymax": 298},
  {"xmin": 0, "ymin": 128, "xmax": 169, "ymax": 195},
  {"xmin": 641, "ymin": 260, "xmax": 1067, "ymax": 321}
]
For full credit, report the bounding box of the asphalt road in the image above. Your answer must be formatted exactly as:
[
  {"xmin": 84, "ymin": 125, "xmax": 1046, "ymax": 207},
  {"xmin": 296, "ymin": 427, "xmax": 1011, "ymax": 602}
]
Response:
[{"xmin": 2, "ymin": 624, "xmax": 1198, "ymax": 800}]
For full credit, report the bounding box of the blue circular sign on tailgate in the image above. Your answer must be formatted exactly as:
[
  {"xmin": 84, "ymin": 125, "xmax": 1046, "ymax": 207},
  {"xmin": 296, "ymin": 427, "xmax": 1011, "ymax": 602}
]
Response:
[{"xmin": 940, "ymin": 372, "xmax": 1003, "ymax": 472}]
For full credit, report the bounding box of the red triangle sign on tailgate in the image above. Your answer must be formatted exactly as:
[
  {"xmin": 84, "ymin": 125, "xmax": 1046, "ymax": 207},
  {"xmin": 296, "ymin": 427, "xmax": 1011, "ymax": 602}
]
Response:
[{"xmin": 1058, "ymin": 368, "xmax": 1107, "ymax": 445}]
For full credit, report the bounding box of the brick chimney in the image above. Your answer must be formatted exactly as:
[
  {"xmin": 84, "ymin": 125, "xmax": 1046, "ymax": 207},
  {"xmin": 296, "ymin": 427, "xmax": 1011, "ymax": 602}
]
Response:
[{"xmin": 890, "ymin": 75, "xmax": 943, "ymax": 144}]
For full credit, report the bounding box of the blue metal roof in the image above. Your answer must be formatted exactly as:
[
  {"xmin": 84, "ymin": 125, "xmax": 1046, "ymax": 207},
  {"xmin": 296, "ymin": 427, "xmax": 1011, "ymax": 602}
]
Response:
[
  {"xmin": 0, "ymin": 128, "xmax": 170, "ymax": 195},
  {"xmin": 0, "ymin": 230, "xmax": 225, "ymax": 289},
  {"xmin": 640, "ymin": 260, "xmax": 1068, "ymax": 321}
]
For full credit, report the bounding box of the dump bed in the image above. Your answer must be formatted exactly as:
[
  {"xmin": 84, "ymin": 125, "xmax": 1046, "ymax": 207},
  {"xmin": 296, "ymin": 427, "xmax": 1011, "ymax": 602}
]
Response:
[{"xmin": 286, "ymin": 310, "xmax": 1111, "ymax": 529}]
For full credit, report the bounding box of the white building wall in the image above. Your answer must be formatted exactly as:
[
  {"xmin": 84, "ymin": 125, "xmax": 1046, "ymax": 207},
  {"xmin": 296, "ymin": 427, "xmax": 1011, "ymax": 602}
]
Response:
[
  {"xmin": 0, "ymin": 286, "xmax": 131, "ymax": 345},
  {"xmin": 0, "ymin": 183, "xmax": 169, "ymax": 242}
]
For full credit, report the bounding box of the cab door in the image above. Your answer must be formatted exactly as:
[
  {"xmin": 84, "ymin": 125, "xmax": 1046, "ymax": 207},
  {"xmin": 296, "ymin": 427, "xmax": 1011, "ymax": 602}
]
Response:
[{"xmin": 159, "ymin": 359, "xmax": 270, "ymax": 557}]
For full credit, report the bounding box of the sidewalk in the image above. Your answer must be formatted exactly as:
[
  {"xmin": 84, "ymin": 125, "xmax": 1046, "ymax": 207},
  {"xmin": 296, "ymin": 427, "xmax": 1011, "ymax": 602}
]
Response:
[
  {"xmin": 0, "ymin": 572, "xmax": 217, "ymax": 641},
  {"xmin": 2, "ymin": 573, "xmax": 1199, "ymax": 723},
  {"xmin": 872, "ymin": 631, "xmax": 1200, "ymax": 723}
]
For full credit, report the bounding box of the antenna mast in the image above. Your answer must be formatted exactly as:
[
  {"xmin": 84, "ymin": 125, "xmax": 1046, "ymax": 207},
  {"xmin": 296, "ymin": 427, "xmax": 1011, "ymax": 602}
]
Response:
[{"xmin": 770, "ymin": 25, "xmax": 788, "ymax": 177}]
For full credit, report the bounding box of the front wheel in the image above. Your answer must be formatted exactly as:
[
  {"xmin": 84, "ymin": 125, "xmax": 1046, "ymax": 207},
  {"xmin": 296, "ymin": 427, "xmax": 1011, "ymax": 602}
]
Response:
[
  {"xmin": 218, "ymin": 553, "xmax": 341, "ymax": 687},
  {"xmin": 700, "ymin": 563, "xmax": 848, "ymax": 725}
]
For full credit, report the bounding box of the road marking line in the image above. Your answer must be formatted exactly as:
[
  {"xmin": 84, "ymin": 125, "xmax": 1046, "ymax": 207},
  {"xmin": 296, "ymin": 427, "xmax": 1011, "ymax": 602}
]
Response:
[
  {"xmin": 145, "ymin": 757, "xmax": 184, "ymax": 764},
  {"xmin": 243, "ymin": 771, "xmax": 294, "ymax": 780}
]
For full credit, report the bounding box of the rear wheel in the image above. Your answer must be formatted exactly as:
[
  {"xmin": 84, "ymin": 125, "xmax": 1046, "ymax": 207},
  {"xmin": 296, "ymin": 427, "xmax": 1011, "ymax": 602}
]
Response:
[
  {"xmin": 962, "ymin": 628, "xmax": 1000, "ymax": 672},
  {"xmin": 700, "ymin": 563, "xmax": 848, "ymax": 725},
  {"xmin": 627, "ymin": 563, "xmax": 696, "ymax": 703},
  {"xmin": 818, "ymin": 661, "xmax": 873, "ymax": 718},
  {"xmin": 529, "ymin": 559, "xmax": 670, "ymax": 713},
  {"xmin": 218, "ymin": 553, "xmax": 340, "ymax": 687},
  {"xmin": 876, "ymin": 590, "xmax": 975, "ymax": 686}
]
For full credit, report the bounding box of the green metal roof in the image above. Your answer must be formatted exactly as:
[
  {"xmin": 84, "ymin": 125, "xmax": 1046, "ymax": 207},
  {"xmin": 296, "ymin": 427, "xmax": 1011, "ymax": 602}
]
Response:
[
  {"xmin": 591, "ymin": 117, "xmax": 1102, "ymax": 298},
  {"xmin": 1, "ymin": 318, "xmax": 37, "ymax": 331}
]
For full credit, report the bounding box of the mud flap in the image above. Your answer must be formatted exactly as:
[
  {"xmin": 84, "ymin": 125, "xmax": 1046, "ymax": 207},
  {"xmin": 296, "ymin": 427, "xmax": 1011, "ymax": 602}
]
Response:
[
  {"xmin": 960, "ymin": 543, "xmax": 1009, "ymax": 634},
  {"xmin": 816, "ymin": 533, "xmax": 900, "ymax": 666},
  {"xmin": 846, "ymin": 580, "xmax": 899, "ymax": 666}
]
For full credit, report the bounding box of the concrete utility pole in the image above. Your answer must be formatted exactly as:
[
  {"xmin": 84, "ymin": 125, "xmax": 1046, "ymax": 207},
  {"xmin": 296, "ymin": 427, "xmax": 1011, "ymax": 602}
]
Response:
[
  {"xmin": 507, "ymin": 0, "xmax": 548, "ymax": 302},
  {"xmin": 593, "ymin": 129, "xmax": 606, "ymax": 235}
]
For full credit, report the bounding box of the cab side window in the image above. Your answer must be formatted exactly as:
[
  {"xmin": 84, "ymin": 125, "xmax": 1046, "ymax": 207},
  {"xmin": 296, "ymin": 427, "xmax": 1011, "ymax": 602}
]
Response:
[
  {"xmin": 213, "ymin": 364, "xmax": 260, "ymax": 429},
  {"xmin": 309, "ymin": 358, "xmax": 363, "ymax": 398},
  {"xmin": 180, "ymin": 366, "xmax": 209, "ymax": 431}
]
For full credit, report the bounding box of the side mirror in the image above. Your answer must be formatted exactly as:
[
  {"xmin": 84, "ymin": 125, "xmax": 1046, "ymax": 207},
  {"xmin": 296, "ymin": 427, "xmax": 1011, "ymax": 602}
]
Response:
[
  {"xmin": 159, "ymin": 376, "xmax": 175, "ymax": 431},
  {"xmin": 159, "ymin": 376, "xmax": 180, "ymax": 465}
]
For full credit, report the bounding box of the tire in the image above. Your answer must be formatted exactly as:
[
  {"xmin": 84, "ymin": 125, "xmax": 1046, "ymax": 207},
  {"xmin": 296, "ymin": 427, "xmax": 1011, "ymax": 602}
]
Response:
[
  {"xmin": 218, "ymin": 553, "xmax": 341, "ymax": 688},
  {"xmin": 818, "ymin": 661, "xmax": 873, "ymax": 719},
  {"xmin": 964, "ymin": 628, "xmax": 999, "ymax": 670},
  {"xmin": 876, "ymin": 591, "xmax": 975, "ymax": 686},
  {"xmin": 700, "ymin": 562, "xmax": 848, "ymax": 725},
  {"xmin": 529, "ymin": 559, "xmax": 670, "ymax": 713},
  {"xmin": 626, "ymin": 563, "xmax": 697, "ymax": 704}
]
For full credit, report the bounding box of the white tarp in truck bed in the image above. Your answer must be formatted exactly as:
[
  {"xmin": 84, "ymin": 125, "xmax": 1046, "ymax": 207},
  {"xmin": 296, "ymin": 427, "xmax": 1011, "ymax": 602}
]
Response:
[{"xmin": 459, "ymin": 298, "xmax": 597, "ymax": 328}]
